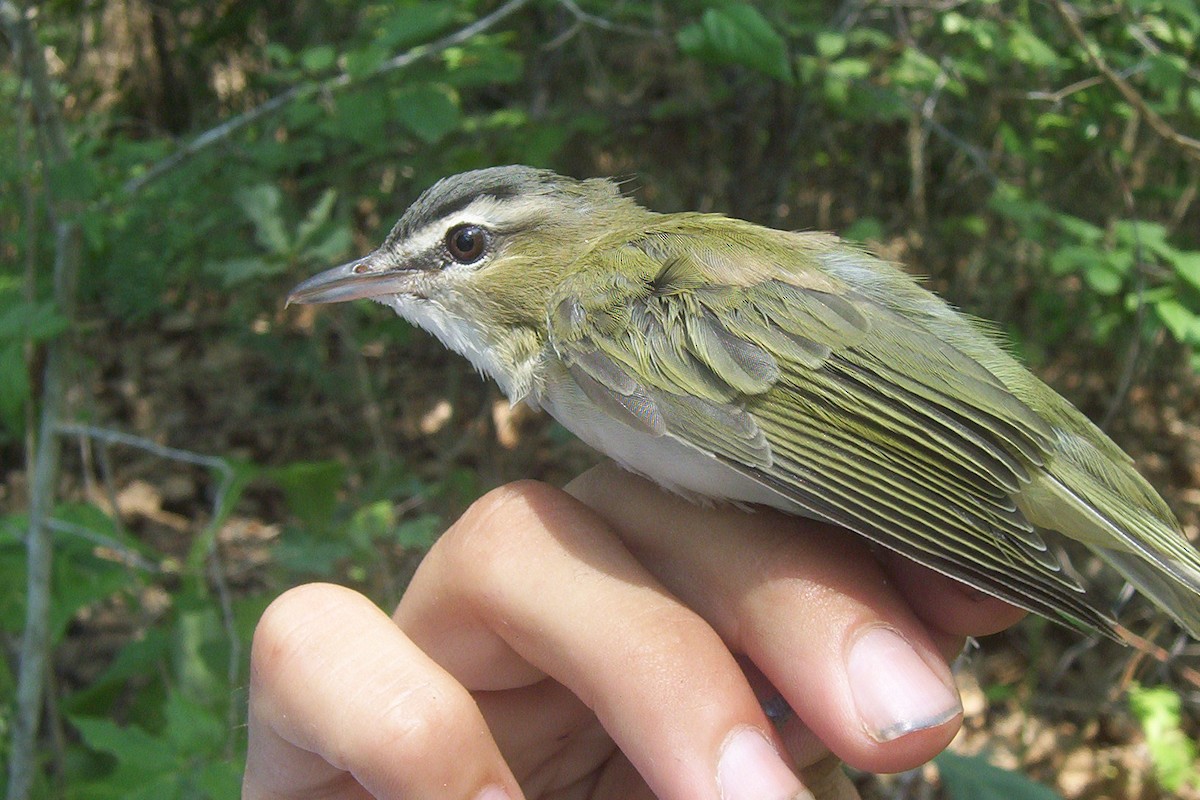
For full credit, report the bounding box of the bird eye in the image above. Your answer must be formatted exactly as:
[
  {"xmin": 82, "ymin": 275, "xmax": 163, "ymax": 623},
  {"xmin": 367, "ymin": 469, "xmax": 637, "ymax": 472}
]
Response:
[{"xmin": 445, "ymin": 224, "xmax": 488, "ymax": 264}]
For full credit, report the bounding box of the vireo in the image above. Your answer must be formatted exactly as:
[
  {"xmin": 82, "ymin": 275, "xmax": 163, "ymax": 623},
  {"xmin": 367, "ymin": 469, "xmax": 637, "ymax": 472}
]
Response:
[{"xmin": 289, "ymin": 165, "xmax": 1200, "ymax": 642}]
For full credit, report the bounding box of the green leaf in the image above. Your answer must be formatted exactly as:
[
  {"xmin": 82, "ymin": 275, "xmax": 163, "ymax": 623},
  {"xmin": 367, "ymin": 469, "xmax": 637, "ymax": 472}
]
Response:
[
  {"xmin": 677, "ymin": 5, "xmax": 793, "ymax": 83},
  {"xmin": 441, "ymin": 41, "xmax": 524, "ymax": 87},
  {"xmin": 1049, "ymin": 244, "xmax": 1101, "ymax": 277},
  {"xmin": 204, "ymin": 256, "xmax": 287, "ymax": 288},
  {"xmin": 989, "ymin": 184, "xmax": 1051, "ymax": 230},
  {"xmin": 346, "ymin": 500, "xmax": 396, "ymax": 548},
  {"xmin": 890, "ymin": 47, "xmax": 944, "ymax": 91},
  {"xmin": 303, "ymin": 227, "xmax": 354, "ymax": 264},
  {"xmin": 174, "ymin": 609, "xmax": 224, "ymax": 704},
  {"xmin": 64, "ymin": 626, "xmax": 171, "ymax": 715},
  {"xmin": 935, "ymin": 751, "xmax": 1064, "ymax": 800},
  {"xmin": 378, "ymin": 2, "xmax": 457, "ymax": 50},
  {"xmin": 300, "ymin": 44, "xmax": 337, "ymax": 73},
  {"xmin": 344, "ymin": 43, "xmax": 388, "ymax": 79},
  {"xmin": 50, "ymin": 506, "xmax": 141, "ymax": 645},
  {"xmin": 1053, "ymin": 213, "xmax": 1104, "ymax": 244},
  {"xmin": 1129, "ymin": 683, "xmax": 1200, "ymax": 792},
  {"xmin": 1156, "ymin": 298, "xmax": 1200, "ymax": 344},
  {"xmin": 842, "ymin": 217, "xmax": 885, "ymax": 243},
  {"xmin": 1169, "ymin": 250, "xmax": 1200, "ymax": 292},
  {"xmin": 942, "ymin": 11, "xmax": 968, "ymax": 34},
  {"xmin": 295, "ymin": 189, "xmax": 338, "ymax": 248},
  {"xmin": 815, "ymin": 31, "xmax": 846, "ymax": 58},
  {"xmin": 164, "ymin": 691, "xmax": 225, "ymax": 754},
  {"xmin": 47, "ymin": 154, "xmax": 100, "ymax": 206},
  {"xmin": 71, "ymin": 715, "xmax": 175, "ymax": 771},
  {"xmin": 1003, "ymin": 21, "xmax": 1059, "ymax": 68},
  {"xmin": 1082, "ymin": 261, "xmax": 1124, "ymax": 296},
  {"xmin": 235, "ymin": 184, "xmax": 291, "ymax": 255},
  {"xmin": 270, "ymin": 460, "xmax": 346, "ymax": 526},
  {"xmin": 394, "ymin": 84, "xmax": 461, "ymax": 143},
  {"xmin": 326, "ymin": 87, "xmax": 389, "ymax": 145},
  {"xmin": 264, "ymin": 42, "xmax": 294, "ymax": 67},
  {"xmin": 394, "ymin": 513, "xmax": 442, "ymax": 550},
  {"xmin": 0, "ymin": 343, "xmax": 29, "ymax": 438},
  {"xmin": 1113, "ymin": 220, "xmax": 1171, "ymax": 256},
  {"xmin": 196, "ymin": 760, "xmax": 246, "ymax": 799},
  {"xmin": 0, "ymin": 299, "xmax": 70, "ymax": 343}
]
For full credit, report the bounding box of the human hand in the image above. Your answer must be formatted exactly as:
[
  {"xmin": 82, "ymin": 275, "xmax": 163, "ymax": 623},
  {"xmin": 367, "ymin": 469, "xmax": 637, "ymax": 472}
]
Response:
[{"xmin": 243, "ymin": 462, "xmax": 1025, "ymax": 800}]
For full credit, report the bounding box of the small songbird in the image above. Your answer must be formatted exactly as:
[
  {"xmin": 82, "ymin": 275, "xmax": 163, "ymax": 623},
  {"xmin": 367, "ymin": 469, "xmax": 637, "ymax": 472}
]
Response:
[{"xmin": 289, "ymin": 165, "xmax": 1200, "ymax": 641}]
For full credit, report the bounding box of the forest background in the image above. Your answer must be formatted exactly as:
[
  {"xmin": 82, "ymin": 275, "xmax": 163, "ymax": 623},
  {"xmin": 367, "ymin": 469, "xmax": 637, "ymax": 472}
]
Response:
[{"xmin": 2, "ymin": 0, "xmax": 1200, "ymax": 798}]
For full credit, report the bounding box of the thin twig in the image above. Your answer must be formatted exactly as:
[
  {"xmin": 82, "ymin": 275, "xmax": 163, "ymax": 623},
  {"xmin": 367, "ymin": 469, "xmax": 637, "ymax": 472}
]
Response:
[
  {"xmin": 93, "ymin": 442, "xmax": 130, "ymax": 537},
  {"xmin": 43, "ymin": 518, "xmax": 161, "ymax": 573},
  {"xmin": 206, "ymin": 546, "xmax": 241, "ymax": 756},
  {"xmin": 556, "ymin": 0, "xmax": 655, "ymax": 36},
  {"xmin": 1051, "ymin": 0, "xmax": 1200, "ymax": 162},
  {"xmin": 57, "ymin": 423, "xmax": 232, "ymax": 474},
  {"xmin": 121, "ymin": 0, "xmax": 534, "ymax": 196},
  {"xmin": 1025, "ymin": 63, "xmax": 1150, "ymax": 105},
  {"xmin": 1168, "ymin": 163, "xmax": 1199, "ymax": 231}
]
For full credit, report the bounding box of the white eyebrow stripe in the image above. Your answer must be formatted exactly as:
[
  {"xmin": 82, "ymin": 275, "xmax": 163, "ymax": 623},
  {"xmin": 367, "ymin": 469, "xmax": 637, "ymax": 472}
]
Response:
[{"xmin": 396, "ymin": 195, "xmax": 539, "ymax": 258}]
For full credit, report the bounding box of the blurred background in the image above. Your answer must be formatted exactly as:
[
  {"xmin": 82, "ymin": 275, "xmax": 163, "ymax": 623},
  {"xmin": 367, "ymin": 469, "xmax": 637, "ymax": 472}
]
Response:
[{"xmin": 2, "ymin": 0, "xmax": 1200, "ymax": 797}]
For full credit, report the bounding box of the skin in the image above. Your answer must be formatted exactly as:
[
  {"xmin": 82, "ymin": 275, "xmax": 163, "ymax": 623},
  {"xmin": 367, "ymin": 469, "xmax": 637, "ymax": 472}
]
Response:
[{"xmin": 243, "ymin": 464, "xmax": 1026, "ymax": 800}]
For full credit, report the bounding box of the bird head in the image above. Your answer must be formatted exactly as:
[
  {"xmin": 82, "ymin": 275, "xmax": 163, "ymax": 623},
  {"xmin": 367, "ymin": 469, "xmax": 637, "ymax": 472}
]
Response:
[{"xmin": 288, "ymin": 165, "xmax": 651, "ymax": 398}]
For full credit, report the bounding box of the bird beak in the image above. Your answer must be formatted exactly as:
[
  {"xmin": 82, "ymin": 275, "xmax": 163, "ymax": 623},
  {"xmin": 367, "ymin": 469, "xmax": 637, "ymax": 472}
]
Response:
[{"xmin": 287, "ymin": 252, "xmax": 420, "ymax": 306}]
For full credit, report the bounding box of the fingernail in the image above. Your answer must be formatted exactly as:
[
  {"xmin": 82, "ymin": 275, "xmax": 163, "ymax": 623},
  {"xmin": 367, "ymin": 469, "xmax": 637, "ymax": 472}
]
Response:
[
  {"xmin": 847, "ymin": 626, "xmax": 961, "ymax": 742},
  {"xmin": 473, "ymin": 787, "xmax": 512, "ymax": 800},
  {"xmin": 717, "ymin": 726, "xmax": 814, "ymax": 800}
]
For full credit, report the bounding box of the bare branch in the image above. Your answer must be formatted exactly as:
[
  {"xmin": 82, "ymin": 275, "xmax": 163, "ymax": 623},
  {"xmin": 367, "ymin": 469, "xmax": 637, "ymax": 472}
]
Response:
[
  {"xmin": 555, "ymin": 0, "xmax": 656, "ymax": 36},
  {"xmin": 57, "ymin": 423, "xmax": 232, "ymax": 475},
  {"xmin": 43, "ymin": 518, "xmax": 162, "ymax": 574}
]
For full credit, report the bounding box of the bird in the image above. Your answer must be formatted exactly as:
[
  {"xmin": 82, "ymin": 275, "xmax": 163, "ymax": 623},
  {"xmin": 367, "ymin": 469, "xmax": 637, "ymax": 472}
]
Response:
[{"xmin": 288, "ymin": 164, "xmax": 1200, "ymax": 642}]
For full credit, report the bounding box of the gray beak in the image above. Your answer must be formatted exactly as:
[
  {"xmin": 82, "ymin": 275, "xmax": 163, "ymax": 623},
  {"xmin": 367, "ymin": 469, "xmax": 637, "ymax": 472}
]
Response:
[{"xmin": 287, "ymin": 252, "xmax": 421, "ymax": 306}]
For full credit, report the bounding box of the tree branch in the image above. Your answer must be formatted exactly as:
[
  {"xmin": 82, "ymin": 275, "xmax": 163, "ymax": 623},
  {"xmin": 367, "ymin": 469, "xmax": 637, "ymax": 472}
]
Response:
[
  {"xmin": 1051, "ymin": 0, "xmax": 1200, "ymax": 162},
  {"xmin": 122, "ymin": 0, "xmax": 534, "ymax": 196}
]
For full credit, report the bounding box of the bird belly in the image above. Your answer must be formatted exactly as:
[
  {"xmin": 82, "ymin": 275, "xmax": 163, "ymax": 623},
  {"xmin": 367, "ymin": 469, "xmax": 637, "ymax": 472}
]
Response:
[{"xmin": 537, "ymin": 375, "xmax": 802, "ymax": 513}]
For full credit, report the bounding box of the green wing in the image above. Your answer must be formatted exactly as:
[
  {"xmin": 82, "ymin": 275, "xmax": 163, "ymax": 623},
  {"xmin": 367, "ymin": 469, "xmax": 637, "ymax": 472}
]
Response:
[{"xmin": 547, "ymin": 223, "xmax": 1200, "ymax": 638}]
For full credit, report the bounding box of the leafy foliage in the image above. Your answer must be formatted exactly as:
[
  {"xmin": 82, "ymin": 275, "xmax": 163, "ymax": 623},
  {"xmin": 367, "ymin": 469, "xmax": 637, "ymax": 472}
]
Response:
[
  {"xmin": 3, "ymin": 0, "xmax": 1199, "ymax": 797},
  {"xmin": 935, "ymin": 751, "xmax": 1064, "ymax": 800},
  {"xmin": 1130, "ymin": 683, "xmax": 1200, "ymax": 792}
]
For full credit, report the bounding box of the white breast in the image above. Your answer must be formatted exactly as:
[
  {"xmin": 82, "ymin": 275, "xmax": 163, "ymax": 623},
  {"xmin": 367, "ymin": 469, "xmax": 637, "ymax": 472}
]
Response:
[{"xmin": 536, "ymin": 370, "xmax": 806, "ymax": 513}]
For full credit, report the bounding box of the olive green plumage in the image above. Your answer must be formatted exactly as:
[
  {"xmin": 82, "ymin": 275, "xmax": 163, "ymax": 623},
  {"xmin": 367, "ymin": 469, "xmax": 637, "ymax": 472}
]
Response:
[{"xmin": 289, "ymin": 165, "xmax": 1200, "ymax": 641}]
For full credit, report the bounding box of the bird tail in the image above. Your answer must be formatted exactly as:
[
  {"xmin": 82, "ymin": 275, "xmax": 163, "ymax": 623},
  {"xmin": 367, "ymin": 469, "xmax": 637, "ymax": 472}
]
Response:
[
  {"xmin": 1093, "ymin": 546, "xmax": 1200, "ymax": 640},
  {"xmin": 1018, "ymin": 471, "xmax": 1200, "ymax": 640}
]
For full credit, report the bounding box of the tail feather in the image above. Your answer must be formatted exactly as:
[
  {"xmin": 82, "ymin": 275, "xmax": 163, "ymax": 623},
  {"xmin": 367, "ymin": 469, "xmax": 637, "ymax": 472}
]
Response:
[
  {"xmin": 1094, "ymin": 546, "xmax": 1200, "ymax": 640},
  {"xmin": 1018, "ymin": 471, "xmax": 1200, "ymax": 639}
]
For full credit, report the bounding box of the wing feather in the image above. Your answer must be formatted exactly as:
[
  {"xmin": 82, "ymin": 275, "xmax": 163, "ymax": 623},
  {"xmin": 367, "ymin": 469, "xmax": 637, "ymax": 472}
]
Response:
[{"xmin": 545, "ymin": 225, "xmax": 1198, "ymax": 637}]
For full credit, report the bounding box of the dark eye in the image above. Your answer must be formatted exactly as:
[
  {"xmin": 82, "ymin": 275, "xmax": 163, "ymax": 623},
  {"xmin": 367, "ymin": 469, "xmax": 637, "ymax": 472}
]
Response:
[{"xmin": 445, "ymin": 224, "xmax": 488, "ymax": 264}]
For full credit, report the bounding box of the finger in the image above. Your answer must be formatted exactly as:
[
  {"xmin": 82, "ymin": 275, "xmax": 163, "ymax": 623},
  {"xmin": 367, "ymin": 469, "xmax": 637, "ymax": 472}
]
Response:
[
  {"xmin": 878, "ymin": 551, "xmax": 1028, "ymax": 637},
  {"xmin": 395, "ymin": 481, "xmax": 814, "ymax": 800},
  {"xmin": 566, "ymin": 463, "xmax": 965, "ymax": 775},
  {"xmin": 244, "ymin": 583, "xmax": 522, "ymax": 800}
]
